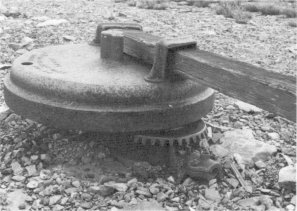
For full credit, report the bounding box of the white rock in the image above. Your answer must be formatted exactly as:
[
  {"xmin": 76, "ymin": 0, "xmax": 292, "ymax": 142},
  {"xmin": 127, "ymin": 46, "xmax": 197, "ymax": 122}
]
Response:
[
  {"xmin": 204, "ymin": 188, "xmax": 221, "ymax": 202},
  {"xmin": 63, "ymin": 35, "xmax": 75, "ymax": 41},
  {"xmin": 286, "ymin": 204, "xmax": 295, "ymax": 211},
  {"xmin": 11, "ymin": 161, "xmax": 23, "ymax": 175},
  {"xmin": 104, "ymin": 181, "xmax": 128, "ymax": 192},
  {"xmin": 37, "ymin": 19, "xmax": 68, "ymax": 27},
  {"xmin": 267, "ymin": 132, "xmax": 280, "ymax": 140},
  {"xmin": 234, "ymin": 101, "xmax": 262, "ymax": 113},
  {"xmin": 49, "ymin": 195, "xmax": 62, "ymax": 205},
  {"xmin": 220, "ymin": 129, "xmax": 277, "ymax": 166},
  {"xmin": 25, "ymin": 165, "xmax": 37, "ymax": 176},
  {"xmin": 26, "ymin": 180, "xmax": 39, "ymax": 189},
  {"xmin": 72, "ymin": 180, "xmax": 80, "ymax": 188},
  {"xmin": 278, "ymin": 165, "xmax": 296, "ymax": 189},
  {"xmin": 20, "ymin": 37, "xmax": 34, "ymax": 47},
  {"xmin": 12, "ymin": 175, "xmax": 26, "ymax": 182},
  {"xmin": 31, "ymin": 16, "xmax": 49, "ymax": 21}
]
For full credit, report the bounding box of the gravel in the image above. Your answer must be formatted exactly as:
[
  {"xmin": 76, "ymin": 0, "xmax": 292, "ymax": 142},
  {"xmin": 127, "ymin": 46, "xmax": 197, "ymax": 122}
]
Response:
[{"xmin": 0, "ymin": 0, "xmax": 296, "ymax": 210}]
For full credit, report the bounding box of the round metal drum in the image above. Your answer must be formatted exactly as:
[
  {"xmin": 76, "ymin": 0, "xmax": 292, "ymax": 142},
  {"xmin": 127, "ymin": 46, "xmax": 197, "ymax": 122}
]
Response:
[{"xmin": 4, "ymin": 44, "xmax": 214, "ymax": 132}]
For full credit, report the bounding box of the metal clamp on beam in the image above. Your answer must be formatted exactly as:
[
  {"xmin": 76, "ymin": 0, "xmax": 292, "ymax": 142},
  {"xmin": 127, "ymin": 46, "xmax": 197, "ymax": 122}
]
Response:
[
  {"xmin": 92, "ymin": 22, "xmax": 142, "ymax": 45},
  {"xmin": 145, "ymin": 38, "xmax": 197, "ymax": 83}
]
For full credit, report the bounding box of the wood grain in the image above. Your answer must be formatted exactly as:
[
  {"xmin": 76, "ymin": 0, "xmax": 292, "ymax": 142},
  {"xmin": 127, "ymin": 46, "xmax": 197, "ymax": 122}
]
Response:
[{"xmin": 123, "ymin": 31, "xmax": 296, "ymax": 122}]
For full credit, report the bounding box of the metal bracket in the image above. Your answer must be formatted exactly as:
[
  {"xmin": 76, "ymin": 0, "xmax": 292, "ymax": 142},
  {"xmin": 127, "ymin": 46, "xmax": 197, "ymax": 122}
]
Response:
[
  {"xmin": 145, "ymin": 38, "xmax": 197, "ymax": 83},
  {"xmin": 92, "ymin": 22, "xmax": 142, "ymax": 45}
]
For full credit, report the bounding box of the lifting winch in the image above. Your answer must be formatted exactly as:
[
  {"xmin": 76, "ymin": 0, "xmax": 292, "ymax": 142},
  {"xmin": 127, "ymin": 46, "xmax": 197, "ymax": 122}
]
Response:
[{"xmin": 4, "ymin": 23, "xmax": 221, "ymax": 180}]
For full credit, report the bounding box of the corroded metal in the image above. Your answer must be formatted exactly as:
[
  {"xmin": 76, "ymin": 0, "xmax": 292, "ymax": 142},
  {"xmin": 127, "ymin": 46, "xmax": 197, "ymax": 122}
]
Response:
[{"xmin": 4, "ymin": 22, "xmax": 214, "ymax": 133}]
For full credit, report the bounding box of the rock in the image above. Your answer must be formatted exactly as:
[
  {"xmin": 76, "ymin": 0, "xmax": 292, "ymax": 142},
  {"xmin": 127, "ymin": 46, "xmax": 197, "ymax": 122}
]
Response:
[
  {"xmin": 291, "ymin": 195, "xmax": 296, "ymax": 205},
  {"xmin": 63, "ymin": 35, "xmax": 75, "ymax": 41},
  {"xmin": 204, "ymin": 188, "xmax": 221, "ymax": 202},
  {"xmin": 49, "ymin": 195, "xmax": 62, "ymax": 205},
  {"xmin": 81, "ymin": 193, "xmax": 92, "ymax": 201},
  {"xmin": 259, "ymin": 195, "xmax": 273, "ymax": 210},
  {"xmin": 267, "ymin": 132, "xmax": 280, "ymax": 140},
  {"xmin": 18, "ymin": 203, "xmax": 26, "ymax": 209},
  {"xmin": 11, "ymin": 161, "xmax": 23, "ymax": 175},
  {"xmin": 37, "ymin": 19, "xmax": 68, "ymax": 27},
  {"xmin": 71, "ymin": 180, "xmax": 80, "ymax": 188},
  {"xmin": 25, "ymin": 165, "xmax": 37, "ymax": 176},
  {"xmin": 0, "ymin": 63, "xmax": 11, "ymax": 70},
  {"xmin": 286, "ymin": 204, "xmax": 295, "ymax": 211},
  {"xmin": 26, "ymin": 180, "xmax": 39, "ymax": 189},
  {"xmin": 0, "ymin": 104, "xmax": 11, "ymax": 121},
  {"xmin": 20, "ymin": 37, "xmax": 34, "ymax": 47},
  {"xmin": 123, "ymin": 200, "xmax": 165, "ymax": 210},
  {"xmin": 234, "ymin": 101, "xmax": 262, "ymax": 113},
  {"xmin": 156, "ymin": 192, "xmax": 167, "ymax": 202},
  {"xmin": 255, "ymin": 160, "xmax": 266, "ymax": 169},
  {"xmin": 127, "ymin": 178, "xmax": 138, "ymax": 187},
  {"xmin": 182, "ymin": 177, "xmax": 194, "ymax": 186},
  {"xmin": 104, "ymin": 181, "xmax": 128, "ymax": 192},
  {"xmin": 89, "ymin": 185, "xmax": 115, "ymax": 196},
  {"xmin": 6, "ymin": 189, "xmax": 28, "ymax": 211},
  {"xmin": 220, "ymin": 129, "xmax": 277, "ymax": 166},
  {"xmin": 81, "ymin": 202, "xmax": 92, "ymax": 209},
  {"xmin": 226, "ymin": 178, "xmax": 239, "ymax": 188},
  {"xmin": 237, "ymin": 197, "xmax": 259, "ymax": 208},
  {"xmin": 39, "ymin": 169, "xmax": 51, "ymax": 180},
  {"xmin": 149, "ymin": 184, "xmax": 160, "ymax": 195},
  {"xmin": 210, "ymin": 144, "xmax": 230, "ymax": 158},
  {"xmin": 278, "ymin": 165, "xmax": 296, "ymax": 190},
  {"xmin": 53, "ymin": 204, "xmax": 64, "ymax": 210},
  {"xmin": 167, "ymin": 176, "xmax": 175, "ymax": 183},
  {"xmin": 136, "ymin": 187, "xmax": 152, "ymax": 197},
  {"xmin": 12, "ymin": 175, "xmax": 26, "ymax": 182}
]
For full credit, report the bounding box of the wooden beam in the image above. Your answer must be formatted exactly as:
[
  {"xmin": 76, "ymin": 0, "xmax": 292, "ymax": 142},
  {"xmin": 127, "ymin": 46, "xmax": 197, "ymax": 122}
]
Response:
[{"xmin": 123, "ymin": 31, "xmax": 296, "ymax": 122}]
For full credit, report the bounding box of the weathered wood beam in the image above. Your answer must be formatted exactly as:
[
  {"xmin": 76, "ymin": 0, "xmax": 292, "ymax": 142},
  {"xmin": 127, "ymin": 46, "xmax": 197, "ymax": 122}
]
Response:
[{"xmin": 123, "ymin": 31, "xmax": 296, "ymax": 122}]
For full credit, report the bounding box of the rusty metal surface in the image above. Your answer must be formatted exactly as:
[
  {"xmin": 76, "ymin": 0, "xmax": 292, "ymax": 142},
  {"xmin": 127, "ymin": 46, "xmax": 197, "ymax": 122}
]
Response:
[{"xmin": 4, "ymin": 44, "xmax": 214, "ymax": 132}]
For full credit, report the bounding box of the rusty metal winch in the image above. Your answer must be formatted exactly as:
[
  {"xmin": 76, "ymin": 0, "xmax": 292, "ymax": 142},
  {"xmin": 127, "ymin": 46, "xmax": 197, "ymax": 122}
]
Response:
[{"xmin": 4, "ymin": 23, "xmax": 221, "ymax": 180}]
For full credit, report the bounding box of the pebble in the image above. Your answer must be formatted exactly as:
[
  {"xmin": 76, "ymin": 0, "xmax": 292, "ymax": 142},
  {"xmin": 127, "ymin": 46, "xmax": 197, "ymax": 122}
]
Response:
[
  {"xmin": 25, "ymin": 165, "xmax": 37, "ymax": 176},
  {"xmin": 149, "ymin": 184, "xmax": 160, "ymax": 195},
  {"xmin": 26, "ymin": 180, "xmax": 39, "ymax": 189},
  {"xmin": 278, "ymin": 165, "xmax": 296, "ymax": 190},
  {"xmin": 156, "ymin": 192, "xmax": 167, "ymax": 202},
  {"xmin": 255, "ymin": 160, "xmax": 267, "ymax": 169},
  {"xmin": 49, "ymin": 195, "xmax": 62, "ymax": 205},
  {"xmin": 39, "ymin": 169, "xmax": 51, "ymax": 180},
  {"xmin": 37, "ymin": 19, "xmax": 69, "ymax": 27},
  {"xmin": 268, "ymin": 132, "xmax": 280, "ymax": 140},
  {"xmin": 220, "ymin": 129, "xmax": 277, "ymax": 166},
  {"xmin": 12, "ymin": 175, "xmax": 26, "ymax": 182},
  {"xmin": 104, "ymin": 181, "xmax": 128, "ymax": 192},
  {"xmin": 89, "ymin": 185, "xmax": 115, "ymax": 196},
  {"xmin": 205, "ymin": 188, "xmax": 221, "ymax": 202},
  {"xmin": 136, "ymin": 187, "xmax": 152, "ymax": 197},
  {"xmin": 226, "ymin": 178, "xmax": 239, "ymax": 188},
  {"xmin": 18, "ymin": 203, "xmax": 26, "ymax": 210},
  {"xmin": 71, "ymin": 180, "xmax": 80, "ymax": 188},
  {"xmin": 11, "ymin": 161, "xmax": 23, "ymax": 175},
  {"xmin": 234, "ymin": 101, "xmax": 262, "ymax": 113}
]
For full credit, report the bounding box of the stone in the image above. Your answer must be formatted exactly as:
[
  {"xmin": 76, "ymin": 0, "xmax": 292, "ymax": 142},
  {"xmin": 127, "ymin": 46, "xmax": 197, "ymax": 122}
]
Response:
[
  {"xmin": 149, "ymin": 184, "xmax": 160, "ymax": 195},
  {"xmin": 63, "ymin": 35, "xmax": 75, "ymax": 41},
  {"xmin": 156, "ymin": 192, "xmax": 167, "ymax": 202},
  {"xmin": 286, "ymin": 204, "xmax": 295, "ymax": 211},
  {"xmin": 210, "ymin": 144, "xmax": 230, "ymax": 158},
  {"xmin": 81, "ymin": 202, "xmax": 92, "ymax": 209},
  {"xmin": 71, "ymin": 180, "xmax": 80, "ymax": 188},
  {"xmin": 291, "ymin": 195, "xmax": 296, "ymax": 205},
  {"xmin": 0, "ymin": 103, "xmax": 11, "ymax": 121},
  {"xmin": 49, "ymin": 195, "xmax": 62, "ymax": 205},
  {"xmin": 234, "ymin": 101, "xmax": 262, "ymax": 113},
  {"xmin": 81, "ymin": 193, "xmax": 92, "ymax": 201},
  {"xmin": 167, "ymin": 176, "xmax": 175, "ymax": 183},
  {"xmin": 25, "ymin": 165, "xmax": 37, "ymax": 176},
  {"xmin": 89, "ymin": 185, "xmax": 115, "ymax": 196},
  {"xmin": 26, "ymin": 180, "xmax": 39, "ymax": 189},
  {"xmin": 267, "ymin": 132, "xmax": 280, "ymax": 140},
  {"xmin": 278, "ymin": 165, "xmax": 296, "ymax": 190},
  {"xmin": 136, "ymin": 187, "xmax": 152, "ymax": 197},
  {"xmin": 12, "ymin": 175, "xmax": 26, "ymax": 182},
  {"xmin": 53, "ymin": 204, "xmax": 64, "ymax": 210},
  {"xmin": 20, "ymin": 37, "xmax": 34, "ymax": 47},
  {"xmin": 237, "ymin": 197, "xmax": 259, "ymax": 208},
  {"xmin": 226, "ymin": 178, "xmax": 239, "ymax": 188},
  {"xmin": 204, "ymin": 188, "xmax": 221, "ymax": 202},
  {"xmin": 127, "ymin": 178, "xmax": 137, "ymax": 187},
  {"xmin": 37, "ymin": 19, "xmax": 69, "ymax": 27},
  {"xmin": 255, "ymin": 160, "xmax": 266, "ymax": 169},
  {"xmin": 11, "ymin": 161, "xmax": 23, "ymax": 175},
  {"xmin": 182, "ymin": 177, "xmax": 194, "ymax": 186},
  {"xmin": 220, "ymin": 129, "xmax": 277, "ymax": 166},
  {"xmin": 104, "ymin": 181, "xmax": 128, "ymax": 192},
  {"xmin": 40, "ymin": 169, "xmax": 51, "ymax": 180},
  {"xmin": 18, "ymin": 203, "xmax": 26, "ymax": 209}
]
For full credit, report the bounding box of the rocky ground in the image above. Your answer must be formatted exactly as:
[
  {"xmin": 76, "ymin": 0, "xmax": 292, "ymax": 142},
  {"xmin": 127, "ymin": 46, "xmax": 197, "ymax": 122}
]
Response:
[{"xmin": 0, "ymin": 0, "xmax": 296, "ymax": 210}]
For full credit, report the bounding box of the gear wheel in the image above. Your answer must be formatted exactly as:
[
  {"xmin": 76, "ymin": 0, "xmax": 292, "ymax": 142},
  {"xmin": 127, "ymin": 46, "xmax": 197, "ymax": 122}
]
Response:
[{"xmin": 134, "ymin": 120, "xmax": 207, "ymax": 147}]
